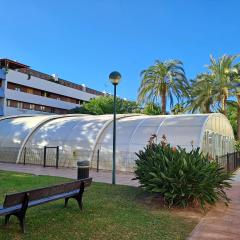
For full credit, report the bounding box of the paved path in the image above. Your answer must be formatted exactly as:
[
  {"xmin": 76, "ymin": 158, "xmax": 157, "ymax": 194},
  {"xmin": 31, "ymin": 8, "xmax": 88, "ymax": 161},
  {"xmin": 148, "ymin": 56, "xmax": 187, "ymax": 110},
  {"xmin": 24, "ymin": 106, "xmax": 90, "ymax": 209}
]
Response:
[
  {"xmin": 188, "ymin": 169, "xmax": 240, "ymax": 240},
  {"xmin": 0, "ymin": 162, "xmax": 139, "ymax": 187}
]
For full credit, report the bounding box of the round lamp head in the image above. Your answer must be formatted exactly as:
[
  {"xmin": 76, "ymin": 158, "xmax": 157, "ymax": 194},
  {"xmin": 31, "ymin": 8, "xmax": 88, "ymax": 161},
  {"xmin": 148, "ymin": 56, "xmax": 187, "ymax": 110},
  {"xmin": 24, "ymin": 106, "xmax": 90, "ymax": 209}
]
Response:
[{"xmin": 109, "ymin": 71, "xmax": 121, "ymax": 85}]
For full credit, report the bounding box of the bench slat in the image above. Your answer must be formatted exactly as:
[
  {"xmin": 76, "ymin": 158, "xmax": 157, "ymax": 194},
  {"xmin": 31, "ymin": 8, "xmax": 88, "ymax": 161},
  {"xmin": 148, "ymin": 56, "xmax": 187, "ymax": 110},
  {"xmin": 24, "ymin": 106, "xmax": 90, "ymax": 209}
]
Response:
[
  {"xmin": 0, "ymin": 204, "xmax": 22, "ymax": 216},
  {"xmin": 28, "ymin": 190, "xmax": 79, "ymax": 207}
]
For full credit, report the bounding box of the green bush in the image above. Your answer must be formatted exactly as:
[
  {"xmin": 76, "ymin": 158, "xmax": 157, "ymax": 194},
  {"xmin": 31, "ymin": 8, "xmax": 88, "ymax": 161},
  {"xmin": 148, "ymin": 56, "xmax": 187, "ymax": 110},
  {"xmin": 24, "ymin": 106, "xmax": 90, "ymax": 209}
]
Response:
[
  {"xmin": 134, "ymin": 142, "xmax": 233, "ymax": 208},
  {"xmin": 235, "ymin": 140, "xmax": 240, "ymax": 152}
]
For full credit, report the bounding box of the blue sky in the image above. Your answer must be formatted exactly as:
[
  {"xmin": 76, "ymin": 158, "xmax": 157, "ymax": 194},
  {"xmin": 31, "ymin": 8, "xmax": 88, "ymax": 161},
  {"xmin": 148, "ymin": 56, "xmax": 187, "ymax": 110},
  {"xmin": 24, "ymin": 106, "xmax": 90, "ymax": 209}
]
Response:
[{"xmin": 1, "ymin": 0, "xmax": 240, "ymax": 104}]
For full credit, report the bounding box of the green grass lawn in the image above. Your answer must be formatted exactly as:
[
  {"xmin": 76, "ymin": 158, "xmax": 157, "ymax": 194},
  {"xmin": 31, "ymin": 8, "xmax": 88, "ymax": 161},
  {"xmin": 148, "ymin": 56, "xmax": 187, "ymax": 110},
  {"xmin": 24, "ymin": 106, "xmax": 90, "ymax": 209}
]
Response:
[{"xmin": 0, "ymin": 170, "xmax": 197, "ymax": 240}]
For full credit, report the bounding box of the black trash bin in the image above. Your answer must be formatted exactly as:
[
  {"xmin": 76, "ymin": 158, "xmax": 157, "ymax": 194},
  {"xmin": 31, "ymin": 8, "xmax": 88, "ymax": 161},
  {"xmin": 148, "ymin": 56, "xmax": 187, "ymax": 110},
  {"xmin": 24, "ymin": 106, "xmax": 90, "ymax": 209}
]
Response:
[{"xmin": 77, "ymin": 160, "xmax": 90, "ymax": 179}]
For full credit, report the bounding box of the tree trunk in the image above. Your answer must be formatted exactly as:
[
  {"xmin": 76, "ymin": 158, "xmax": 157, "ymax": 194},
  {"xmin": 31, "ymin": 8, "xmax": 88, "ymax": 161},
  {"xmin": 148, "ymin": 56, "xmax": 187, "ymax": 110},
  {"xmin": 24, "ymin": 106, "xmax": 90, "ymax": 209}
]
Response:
[
  {"xmin": 237, "ymin": 96, "xmax": 240, "ymax": 140},
  {"xmin": 221, "ymin": 95, "xmax": 227, "ymax": 115},
  {"xmin": 161, "ymin": 87, "xmax": 167, "ymax": 115},
  {"xmin": 205, "ymin": 103, "xmax": 211, "ymax": 113}
]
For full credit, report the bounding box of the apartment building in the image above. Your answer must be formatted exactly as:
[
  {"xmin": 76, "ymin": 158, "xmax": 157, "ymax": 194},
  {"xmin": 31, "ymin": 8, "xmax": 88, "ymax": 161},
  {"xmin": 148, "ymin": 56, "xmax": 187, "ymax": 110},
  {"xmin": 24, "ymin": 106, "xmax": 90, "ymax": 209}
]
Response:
[{"xmin": 0, "ymin": 59, "xmax": 104, "ymax": 116}]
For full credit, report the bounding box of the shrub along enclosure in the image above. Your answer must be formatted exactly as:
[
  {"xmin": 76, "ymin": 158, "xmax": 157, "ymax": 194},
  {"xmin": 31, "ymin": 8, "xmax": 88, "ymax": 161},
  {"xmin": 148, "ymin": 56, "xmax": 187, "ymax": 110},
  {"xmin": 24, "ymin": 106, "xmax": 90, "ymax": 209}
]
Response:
[{"xmin": 135, "ymin": 142, "xmax": 233, "ymax": 208}]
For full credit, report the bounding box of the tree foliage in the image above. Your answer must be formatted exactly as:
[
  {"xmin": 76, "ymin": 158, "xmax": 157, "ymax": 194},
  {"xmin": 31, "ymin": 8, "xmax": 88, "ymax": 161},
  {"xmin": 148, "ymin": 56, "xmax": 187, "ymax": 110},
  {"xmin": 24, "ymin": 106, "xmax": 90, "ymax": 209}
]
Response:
[
  {"xmin": 69, "ymin": 95, "xmax": 141, "ymax": 115},
  {"xmin": 142, "ymin": 102, "xmax": 162, "ymax": 115},
  {"xmin": 171, "ymin": 103, "xmax": 185, "ymax": 115},
  {"xmin": 207, "ymin": 54, "xmax": 239, "ymax": 115},
  {"xmin": 135, "ymin": 140, "xmax": 233, "ymax": 208},
  {"xmin": 187, "ymin": 73, "xmax": 216, "ymax": 113},
  {"xmin": 138, "ymin": 60, "xmax": 189, "ymax": 114},
  {"xmin": 188, "ymin": 55, "xmax": 239, "ymax": 114},
  {"xmin": 226, "ymin": 102, "xmax": 238, "ymax": 137}
]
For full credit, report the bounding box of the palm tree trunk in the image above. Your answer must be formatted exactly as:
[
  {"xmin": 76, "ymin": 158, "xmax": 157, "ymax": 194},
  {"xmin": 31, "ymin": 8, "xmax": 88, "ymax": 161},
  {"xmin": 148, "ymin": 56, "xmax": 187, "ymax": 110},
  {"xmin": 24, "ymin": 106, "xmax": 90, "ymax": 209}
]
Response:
[
  {"xmin": 161, "ymin": 86, "xmax": 167, "ymax": 115},
  {"xmin": 221, "ymin": 95, "xmax": 227, "ymax": 115},
  {"xmin": 205, "ymin": 103, "xmax": 211, "ymax": 113},
  {"xmin": 237, "ymin": 95, "xmax": 240, "ymax": 140}
]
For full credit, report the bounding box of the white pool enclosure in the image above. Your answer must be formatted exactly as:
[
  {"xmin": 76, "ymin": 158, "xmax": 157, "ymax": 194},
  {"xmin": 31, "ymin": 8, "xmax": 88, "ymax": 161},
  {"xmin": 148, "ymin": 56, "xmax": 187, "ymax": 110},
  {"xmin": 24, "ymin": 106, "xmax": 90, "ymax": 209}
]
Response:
[{"xmin": 0, "ymin": 113, "xmax": 235, "ymax": 172}]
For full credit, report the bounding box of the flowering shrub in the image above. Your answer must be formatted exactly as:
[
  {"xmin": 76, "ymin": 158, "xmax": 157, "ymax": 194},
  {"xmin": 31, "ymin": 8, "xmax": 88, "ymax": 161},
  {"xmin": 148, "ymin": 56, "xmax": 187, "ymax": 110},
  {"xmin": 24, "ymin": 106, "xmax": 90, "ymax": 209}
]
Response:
[{"xmin": 134, "ymin": 137, "xmax": 233, "ymax": 208}]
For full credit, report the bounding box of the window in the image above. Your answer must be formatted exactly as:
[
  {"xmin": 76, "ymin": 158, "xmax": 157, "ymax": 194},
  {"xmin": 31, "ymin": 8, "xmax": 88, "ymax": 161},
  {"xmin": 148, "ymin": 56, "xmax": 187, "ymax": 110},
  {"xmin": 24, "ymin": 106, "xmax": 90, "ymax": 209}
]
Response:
[
  {"xmin": 41, "ymin": 91, "xmax": 48, "ymax": 97},
  {"xmin": 29, "ymin": 104, "xmax": 35, "ymax": 110},
  {"xmin": 15, "ymin": 87, "xmax": 21, "ymax": 91},
  {"xmin": 27, "ymin": 88, "xmax": 33, "ymax": 94},
  {"xmin": 16, "ymin": 102, "xmax": 23, "ymax": 109},
  {"xmin": 40, "ymin": 106, "xmax": 45, "ymax": 111},
  {"xmin": 6, "ymin": 98, "xmax": 69, "ymax": 114},
  {"xmin": 23, "ymin": 103, "xmax": 30, "ymax": 109}
]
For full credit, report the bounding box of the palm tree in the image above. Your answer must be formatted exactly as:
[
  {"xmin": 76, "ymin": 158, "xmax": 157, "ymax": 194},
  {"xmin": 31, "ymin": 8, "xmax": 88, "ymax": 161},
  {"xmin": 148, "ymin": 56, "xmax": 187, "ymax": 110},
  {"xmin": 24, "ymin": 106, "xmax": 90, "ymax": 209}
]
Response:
[
  {"xmin": 207, "ymin": 54, "xmax": 239, "ymax": 115},
  {"xmin": 138, "ymin": 60, "xmax": 189, "ymax": 114},
  {"xmin": 171, "ymin": 103, "xmax": 184, "ymax": 115},
  {"xmin": 229, "ymin": 63, "xmax": 240, "ymax": 139},
  {"xmin": 187, "ymin": 73, "xmax": 216, "ymax": 113}
]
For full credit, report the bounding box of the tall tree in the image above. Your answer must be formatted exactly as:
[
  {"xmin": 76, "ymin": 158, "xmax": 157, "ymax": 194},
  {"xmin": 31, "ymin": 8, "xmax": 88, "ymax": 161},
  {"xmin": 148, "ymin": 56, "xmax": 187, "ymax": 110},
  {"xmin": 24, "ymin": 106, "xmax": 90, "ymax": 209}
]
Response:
[
  {"xmin": 229, "ymin": 63, "xmax": 240, "ymax": 139},
  {"xmin": 187, "ymin": 73, "xmax": 216, "ymax": 113},
  {"xmin": 138, "ymin": 60, "xmax": 189, "ymax": 114},
  {"xmin": 207, "ymin": 54, "xmax": 239, "ymax": 115}
]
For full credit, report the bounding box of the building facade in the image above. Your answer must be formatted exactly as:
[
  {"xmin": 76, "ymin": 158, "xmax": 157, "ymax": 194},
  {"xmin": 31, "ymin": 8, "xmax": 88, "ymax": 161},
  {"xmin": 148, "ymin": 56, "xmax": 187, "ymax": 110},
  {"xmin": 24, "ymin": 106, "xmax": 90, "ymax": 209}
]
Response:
[{"xmin": 0, "ymin": 59, "xmax": 104, "ymax": 116}]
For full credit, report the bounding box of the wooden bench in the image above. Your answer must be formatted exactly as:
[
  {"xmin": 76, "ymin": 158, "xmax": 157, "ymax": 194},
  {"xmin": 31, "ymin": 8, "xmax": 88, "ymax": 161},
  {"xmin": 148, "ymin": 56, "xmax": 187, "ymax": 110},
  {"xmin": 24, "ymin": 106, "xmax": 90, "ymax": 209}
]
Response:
[{"xmin": 0, "ymin": 178, "xmax": 92, "ymax": 233}]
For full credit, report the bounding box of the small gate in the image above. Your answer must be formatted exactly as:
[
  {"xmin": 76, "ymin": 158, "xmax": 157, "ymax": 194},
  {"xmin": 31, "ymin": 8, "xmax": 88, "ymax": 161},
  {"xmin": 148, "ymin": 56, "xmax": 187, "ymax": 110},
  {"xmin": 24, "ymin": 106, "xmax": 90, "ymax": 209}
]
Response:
[{"xmin": 43, "ymin": 146, "xmax": 59, "ymax": 168}]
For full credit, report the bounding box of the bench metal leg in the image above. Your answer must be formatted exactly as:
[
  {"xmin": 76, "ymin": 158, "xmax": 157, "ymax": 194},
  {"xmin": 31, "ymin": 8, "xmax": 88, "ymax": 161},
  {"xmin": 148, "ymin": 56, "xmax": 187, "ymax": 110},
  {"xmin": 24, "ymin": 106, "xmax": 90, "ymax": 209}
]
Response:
[
  {"xmin": 64, "ymin": 182, "xmax": 85, "ymax": 210},
  {"xmin": 16, "ymin": 214, "xmax": 26, "ymax": 234},
  {"xmin": 64, "ymin": 197, "xmax": 69, "ymax": 208},
  {"xmin": 3, "ymin": 193, "xmax": 29, "ymax": 233},
  {"xmin": 3, "ymin": 212, "xmax": 26, "ymax": 233},
  {"xmin": 64, "ymin": 194, "xmax": 83, "ymax": 210},
  {"xmin": 4, "ymin": 214, "xmax": 11, "ymax": 225},
  {"xmin": 79, "ymin": 181, "xmax": 84, "ymax": 210},
  {"xmin": 76, "ymin": 194, "xmax": 83, "ymax": 210}
]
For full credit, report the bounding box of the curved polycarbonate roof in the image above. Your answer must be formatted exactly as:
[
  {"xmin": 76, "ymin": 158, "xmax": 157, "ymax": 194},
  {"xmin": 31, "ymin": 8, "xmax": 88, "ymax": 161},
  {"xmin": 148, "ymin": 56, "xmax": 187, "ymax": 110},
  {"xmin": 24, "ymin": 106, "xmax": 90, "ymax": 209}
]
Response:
[
  {"xmin": 0, "ymin": 113, "xmax": 234, "ymax": 171},
  {"xmin": 0, "ymin": 115, "xmax": 50, "ymax": 148},
  {"xmin": 25, "ymin": 115, "xmax": 113, "ymax": 150}
]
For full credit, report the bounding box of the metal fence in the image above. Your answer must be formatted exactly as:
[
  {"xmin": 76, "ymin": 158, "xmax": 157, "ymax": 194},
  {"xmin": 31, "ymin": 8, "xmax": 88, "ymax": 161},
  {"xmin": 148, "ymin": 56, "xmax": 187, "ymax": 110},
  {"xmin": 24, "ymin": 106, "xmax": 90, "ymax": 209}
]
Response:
[
  {"xmin": 0, "ymin": 147, "xmax": 20, "ymax": 163},
  {"xmin": 0, "ymin": 147, "xmax": 137, "ymax": 172},
  {"xmin": 1, "ymin": 146, "xmax": 240, "ymax": 173},
  {"xmin": 217, "ymin": 152, "xmax": 240, "ymax": 173}
]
